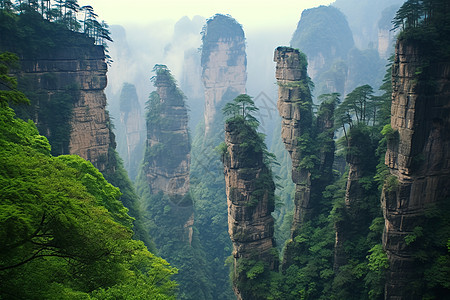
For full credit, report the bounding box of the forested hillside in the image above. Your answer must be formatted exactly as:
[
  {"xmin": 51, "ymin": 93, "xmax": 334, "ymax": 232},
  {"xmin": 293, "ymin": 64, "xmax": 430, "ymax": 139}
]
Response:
[{"xmin": 0, "ymin": 52, "xmax": 177, "ymax": 299}]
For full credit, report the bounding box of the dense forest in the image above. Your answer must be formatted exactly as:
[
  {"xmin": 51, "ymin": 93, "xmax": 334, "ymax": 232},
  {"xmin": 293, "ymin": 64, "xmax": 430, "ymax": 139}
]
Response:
[{"xmin": 1, "ymin": 0, "xmax": 449, "ymax": 299}]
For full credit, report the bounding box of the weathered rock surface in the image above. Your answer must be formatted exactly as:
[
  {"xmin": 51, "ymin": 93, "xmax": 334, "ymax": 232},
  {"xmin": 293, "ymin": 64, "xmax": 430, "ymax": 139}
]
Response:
[
  {"xmin": 274, "ymin": 47, "xmax": 314, "ymax": 232},
  {"xmin": 18, "ymin": 43, "xmax": 111, "ymax": 171},
  {"xmin": 382, "ymin": 40, "xmax": 450, "ymax": 299},
  {"xmin": 223, "ymin": 120, "xmax": 277, "ymax": 299},
  {"xmin": 201, "ymin": 14, "xmax": 247, "ymax": 135}
]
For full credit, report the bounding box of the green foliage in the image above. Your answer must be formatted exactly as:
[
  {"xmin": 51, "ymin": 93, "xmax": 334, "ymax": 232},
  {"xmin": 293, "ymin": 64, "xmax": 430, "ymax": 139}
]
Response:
[
  {"xmin": 190, "ymin": 121, "xmax": 235, "ymax": 299},
  {"xmin": 134, "ymin": 183, "xmax": 214, "ymax": 300},
  {"xmin": 233, "ymin": 256, "xmax": 279, "ymax": 300},
  {"xmin": 0, "ymin": 101, "xmax": 177, "ymax": 299},
  {"xmin": 393, "ymin": 0, "xmax": 450, "ymax": 59},
  {"xmin": 279, "ymin": 218, "xmax": 335, "ymax": 300},
  {"xmin": 222, "ymin": 94, "xmax": 259, "ymax": 129},
  {"xmin": 0, "ymin": 52, "xmax": 29, "ymax": 106},
  {"xmin": 385, "ymin": 175, "xmax": 399, "ymax": 192}
]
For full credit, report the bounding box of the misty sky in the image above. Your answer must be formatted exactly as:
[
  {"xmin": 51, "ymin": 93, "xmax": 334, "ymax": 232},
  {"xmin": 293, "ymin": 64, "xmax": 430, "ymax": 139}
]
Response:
[{"xmin": 78, "ymin": 0, "xmax": 335, "ymax": 29}]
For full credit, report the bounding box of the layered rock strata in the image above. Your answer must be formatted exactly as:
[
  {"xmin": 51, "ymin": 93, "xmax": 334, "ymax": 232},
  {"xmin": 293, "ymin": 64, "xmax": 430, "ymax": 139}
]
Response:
[
  {"xmin": 273, "ymin": 47, "xmax": 314, "ymax": 232},
  {"xmin": 201, "ymin": 14, "xmax": 247, "ymax": 136},
  {"xmin": 382, "ymin": 40, "xmax": 450, "ymax": 299},
  {"xmin": 223, "ymin": 119, "xmax": 277, "ymax": 299},
  {"xmin": 18, "ymin": 41, "xmax": 111, "ymax": 171}
]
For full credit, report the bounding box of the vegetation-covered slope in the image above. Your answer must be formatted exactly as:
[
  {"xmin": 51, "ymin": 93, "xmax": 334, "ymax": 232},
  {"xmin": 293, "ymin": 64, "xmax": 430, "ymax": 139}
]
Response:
[{"xmin": 0, "ymin": 54, "xmax": 177, "ymax": 299}]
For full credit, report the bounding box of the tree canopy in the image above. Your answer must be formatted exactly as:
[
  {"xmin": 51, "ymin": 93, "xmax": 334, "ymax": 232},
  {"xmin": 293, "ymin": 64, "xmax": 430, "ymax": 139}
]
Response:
[{"xmin": 222, "ymin": 94, "xmax": 259, "ymax": 129}]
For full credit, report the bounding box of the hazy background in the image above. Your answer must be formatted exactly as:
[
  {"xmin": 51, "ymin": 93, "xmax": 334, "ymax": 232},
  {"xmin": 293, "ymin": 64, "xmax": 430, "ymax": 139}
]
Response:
[{"xmin": 90, "ymin": 0, "xmax": 403, "ymax": 164}]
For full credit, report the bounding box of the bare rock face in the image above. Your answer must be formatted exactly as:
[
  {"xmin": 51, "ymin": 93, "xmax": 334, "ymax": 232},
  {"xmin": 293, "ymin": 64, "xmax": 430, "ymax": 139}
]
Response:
[
  {"xmin": 223, "ymin": 120, "xmax": 277, "ymax": 299},
  {"xmin": 382, "ymin": 40, "xmax": 450, "ymax": 299},
  {"xmin": 119, "ymin": 83, "xmax": 145, "ymax": 181},
  {"xmin": 18, "ymin": 42, "xmax": 111, "ymax": 171},
  {"xmin": 201, "ymin": 14, "xmax": 247, "ymax": 136},
  {"xmin": 274, "ymin": 47, "xmax": 314, "ymax": 232}
]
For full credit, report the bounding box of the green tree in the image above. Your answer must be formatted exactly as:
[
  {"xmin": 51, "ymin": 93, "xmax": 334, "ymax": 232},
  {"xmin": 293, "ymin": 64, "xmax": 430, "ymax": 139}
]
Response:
[
  {"xmin": 0, "ymin": 52, "xmax": 29, "ymax": 106},
  {"xmin": 222, "ymin": 94, "xmax": 259, "ymax": 128}
]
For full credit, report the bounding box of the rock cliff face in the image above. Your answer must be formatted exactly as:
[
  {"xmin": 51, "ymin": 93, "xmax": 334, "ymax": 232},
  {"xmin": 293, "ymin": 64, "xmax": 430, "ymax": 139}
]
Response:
[
  {"xmin": 223, "ymin": 119, "xmax": 277, "ymax": 299},
  {"xmin": 273, "ymin": 47, "xmax": 314, "ymax": 232},
  {"xmin": 201, "ymin": 14, "xmax": 247, "ymax": 136},
  {"xmin": 382, "ymin": 40, "xmax": 450, "ymax": 299},
  {"xmin": 119, "ymin": 83, "xmax": 145, "ymax": 181},
  {"xmin": 18, "ymin": 41, "xmax": 111, "ymax": 171}
]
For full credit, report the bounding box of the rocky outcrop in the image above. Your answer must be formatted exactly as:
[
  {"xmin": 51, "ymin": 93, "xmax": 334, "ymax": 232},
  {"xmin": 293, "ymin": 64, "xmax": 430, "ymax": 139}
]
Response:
[
  {"xmin": 119, "ymin": 83, "xmax": 145, "ymax": 181},
  {"xmin": 274, "ymin": 47, "xmax": 314, "ymax": 232},
  {"xmin": 382, "ymin": 40, "xmax": 450, "ymax": 299},
  {"xmin": 17, "ymin": 40, "xmax": 111, "ymax": 171},
  {"xmin": 201, "ymin": 14, "xmax": 247, "ymax": 136},
  {"xmin": 223, "ymin": 119, "xmax": 277, "ymax": 299}
]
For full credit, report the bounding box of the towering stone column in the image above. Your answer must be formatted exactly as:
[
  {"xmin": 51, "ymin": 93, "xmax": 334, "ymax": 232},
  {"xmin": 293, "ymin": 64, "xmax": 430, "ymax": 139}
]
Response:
[
  {"xmin": 273, "ymin": 47, "xmax": 314, "ymax": 233},
  {"xmin": 142, "ymin": 65, "xmax": 193, "ymax": 243},
  {"xmin": 223, "ymin": 119, "xmax": 277, "ymax": 300},
  {"xmin": 382, "ymin": 40, "xmax": 450, "ymax": 299},
  {"xmin": 201, "ymin": 14, "xmax": 247, "ymax": 136}
]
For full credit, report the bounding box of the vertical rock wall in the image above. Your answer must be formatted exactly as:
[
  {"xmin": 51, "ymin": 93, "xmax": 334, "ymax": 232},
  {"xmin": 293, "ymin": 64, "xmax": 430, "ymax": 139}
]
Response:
[
  {"xmin": 382, "ymin": 40, "xmax": 450, "ymax": 299},
  {"xmin": 18, "ymin": 43, "xmax": 111, "ymax": 172},
  {"xmin": 273, "ymin": 47, "xmax": 314, "ymax": 232},
  {"xmin": 201, "ymin": 14, "xmax": 247, "ymax": 136},
  {"xmin": 223, "ymin": 120, "xmax": 277, "ymax": 299}
]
